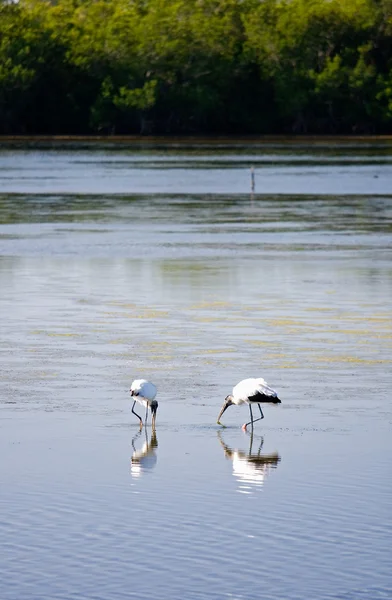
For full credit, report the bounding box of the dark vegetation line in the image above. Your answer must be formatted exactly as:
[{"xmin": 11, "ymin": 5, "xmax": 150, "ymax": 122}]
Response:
[{"xmin": 1, "ymin": 0, "xmax": 392, "ymax": 135}]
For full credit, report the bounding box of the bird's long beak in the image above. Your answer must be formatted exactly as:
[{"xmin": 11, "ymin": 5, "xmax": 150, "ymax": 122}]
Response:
[{"xmin": 217, "ymin": 401, "xmax": 230, "ymax": 425}]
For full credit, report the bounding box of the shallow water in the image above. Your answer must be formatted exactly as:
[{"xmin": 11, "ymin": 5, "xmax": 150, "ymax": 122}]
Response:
[{"xmin": 0, "ymin": 141, "xmax": 392, "ymax": 600}]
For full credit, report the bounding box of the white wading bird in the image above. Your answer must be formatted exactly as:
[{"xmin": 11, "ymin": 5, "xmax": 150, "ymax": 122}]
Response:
[
  {"xmin": 217, "ymin": 377, "xmax": 281, "ymax": 430},
  {"xmin": 130, "ymin": 379, "xmax": 158, "ymax": 429}
]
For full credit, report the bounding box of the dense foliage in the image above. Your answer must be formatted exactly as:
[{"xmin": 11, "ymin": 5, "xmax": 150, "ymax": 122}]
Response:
[{"xmin": 1, "ymin": 0, "xmax": 392, "ymax": 134}]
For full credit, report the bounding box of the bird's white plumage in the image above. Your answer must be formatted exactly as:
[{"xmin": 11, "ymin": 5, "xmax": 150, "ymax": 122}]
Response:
[
  {"xmin": 231, "ymin": 378, "xmax": 278, "ymax": 405},
  {"xmin": 130, "ymin": 379, "xmax": 157, "ymax": 406}
]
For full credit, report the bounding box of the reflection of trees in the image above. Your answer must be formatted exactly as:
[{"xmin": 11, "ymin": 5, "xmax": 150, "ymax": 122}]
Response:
[
  {"xmin": 218, "ymin": 431, "xmax": 280, "ymax": 493},
  {"xmin": 0, "ymin": 194, "xmax": 126, "ymax": 224}
]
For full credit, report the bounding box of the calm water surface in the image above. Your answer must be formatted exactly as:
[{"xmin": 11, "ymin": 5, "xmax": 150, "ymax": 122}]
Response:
[{"xmin": 0, "ymin": 141, "xmax": 392, "ymax": 600}]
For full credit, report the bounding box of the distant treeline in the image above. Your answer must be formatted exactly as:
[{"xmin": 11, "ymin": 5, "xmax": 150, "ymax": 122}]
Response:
[{"xmin": 1, "ymin": 0, "xmax": 392, "ymax": 135}]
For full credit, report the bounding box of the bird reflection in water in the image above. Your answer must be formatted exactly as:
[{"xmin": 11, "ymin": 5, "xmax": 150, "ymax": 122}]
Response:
[
  {"xmin": 218, "ymin": 431, "xmax": 281, "ymax": 494},
  {"xmin": 130, "ymin": 429, "xmax": 158, "ymax": 478}
]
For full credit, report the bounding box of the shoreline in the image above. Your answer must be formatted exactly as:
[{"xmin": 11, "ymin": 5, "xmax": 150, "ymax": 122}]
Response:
[{"xmin": 1, "ymin": 134, "xmax": 392, "ymax": 145}]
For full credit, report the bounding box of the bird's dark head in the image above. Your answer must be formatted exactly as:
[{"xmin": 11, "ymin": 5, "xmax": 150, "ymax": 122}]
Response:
[{"xmin": 217, "ymin": 395, "xmax": 234, "ymax": 425}]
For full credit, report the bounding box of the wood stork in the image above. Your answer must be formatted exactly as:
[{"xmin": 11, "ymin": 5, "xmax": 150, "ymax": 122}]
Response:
[
  {"xmin": 217, "ymin": 377, "xmax": 281, "ymax": 430},
  {"xmin": 130, "ymin": 379, "xmax": 158, "ymax": 429}
]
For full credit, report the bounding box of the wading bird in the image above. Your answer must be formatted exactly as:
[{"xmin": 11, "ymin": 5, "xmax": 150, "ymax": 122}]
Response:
[
  {"xmin": 130, "ymin": 379, "xmax": 158, "ymax": 429},
  {"xmin": 217, "ymin": 377, "xmax": 281, "ymax": 430}
]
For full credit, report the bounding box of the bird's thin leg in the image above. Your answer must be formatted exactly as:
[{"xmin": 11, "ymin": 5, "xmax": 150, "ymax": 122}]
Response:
[
  {"xmin": 145, "ymin": 405, "xmax": 149, "ymax": 425},
  {"xmin": 245, "ymin": 404, "xmax": 264, "ymax": 429},
  {"xmin": 245, "ymin": 404, "xmax": 254, "ymax": 430},
  {"xmin": 131, "ymin": 401, "xmax": 143, "ymax": 429}
]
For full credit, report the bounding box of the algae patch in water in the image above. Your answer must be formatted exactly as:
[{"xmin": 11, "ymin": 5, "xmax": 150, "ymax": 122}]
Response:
[{"xmin": 314, "ymin": 355, "xmax": 391, "ymax": 364}]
